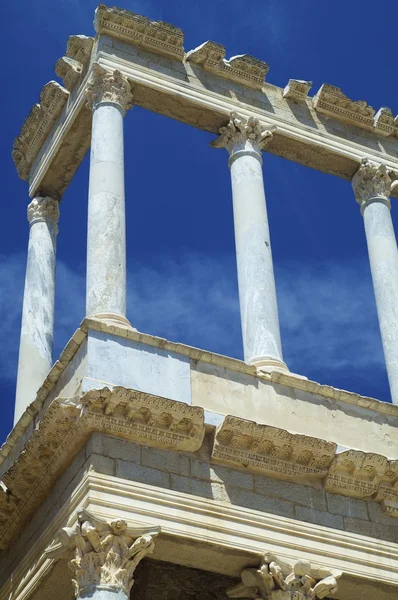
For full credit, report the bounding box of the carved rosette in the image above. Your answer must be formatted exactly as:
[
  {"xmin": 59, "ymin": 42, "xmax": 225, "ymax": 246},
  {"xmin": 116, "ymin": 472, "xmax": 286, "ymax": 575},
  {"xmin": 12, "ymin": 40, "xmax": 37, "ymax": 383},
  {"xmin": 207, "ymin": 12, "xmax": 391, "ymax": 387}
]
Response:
[
  {"xmin": 351, "ymin": 158, "xmax": 392, "ymax": 211},
  {"xmin": 211, "ymin": 112, "xmax": 274, "ymax": 157},
  {"xmin": 27, "ymin": 196, "xmax": 59, "ymax": 226},
  {"xmin": 86, "ymin": 63, "xmax": 133, "ymax": 112},
  {"xmin": 45, "ymin": 509, "xmax": 160, "ymax": 597},
  {"xmin": 228, "ymin": 553, "xmax": 342, "ymax": 600}
]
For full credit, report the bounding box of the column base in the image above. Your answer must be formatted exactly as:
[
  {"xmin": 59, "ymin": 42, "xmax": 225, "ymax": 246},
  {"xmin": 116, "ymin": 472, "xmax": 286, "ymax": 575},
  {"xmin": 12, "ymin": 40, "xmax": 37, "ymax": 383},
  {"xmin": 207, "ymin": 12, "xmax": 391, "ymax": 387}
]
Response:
[
  {"xmin": 91, "ymin": 312, "xmax": 137, "ymax": 331},
  {"xmin": 249, "ymin": 356, "xmax": 289, "ymax": 374}
]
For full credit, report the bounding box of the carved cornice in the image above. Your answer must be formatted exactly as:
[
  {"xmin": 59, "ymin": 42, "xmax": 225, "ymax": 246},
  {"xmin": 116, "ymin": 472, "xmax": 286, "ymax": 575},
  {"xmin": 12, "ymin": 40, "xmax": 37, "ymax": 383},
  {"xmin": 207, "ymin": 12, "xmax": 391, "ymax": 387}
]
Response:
[
  {"xmin": 351, "ymin": 158, "xmax": 392, "ymax": 207},
  {"xmin": 212, "ymin": 416, "xmax": 336, "ymax": 481},
  {"xmin": 186, "ymin": 41, "xmax": 269, "ymax": 90},
  {"xmin": 283, "ymin": 79, "xmax": 312, "ymax": 103},
  {"xmin": 27, "ymin": 196, "xmax": 59, "ymax": 225},
  {"xmin": 12, "ymin": 81, "xmax": 69, "ymax": 180},
  {"xmin": 313, "ymin": 84, "xmax": 375, "ymax": 129},
  {"xmin": 211, "ymin": 111, "xmax": 274, "ymax": 155},
  {"xmin": 85, "ymin": 63, "xmax": 133, "ymax": 111},
  {"xmin": 55, "ymin": 35, "xmax": 94, "ymax": 92},
  {"xmin": 228, "ymin": 553, "xmax": 341, "ymax": 600},
  {"xmin": 0, "ymin": 387, "xmax": 204, "ymax": 550},
  {"xmin": 325, "ymin": 450, "xmax": 389, "ymax": 498},
  {"xmin": 373, "ymin": 107, "xmax": 396, "ymax": 137},
  {"xmin": 45, "ymin": 509, "xmax": 160, "ymax": 597},
  {"xmin": 95, "ymin": 4, "xmax": 184, "ymax": 61}
]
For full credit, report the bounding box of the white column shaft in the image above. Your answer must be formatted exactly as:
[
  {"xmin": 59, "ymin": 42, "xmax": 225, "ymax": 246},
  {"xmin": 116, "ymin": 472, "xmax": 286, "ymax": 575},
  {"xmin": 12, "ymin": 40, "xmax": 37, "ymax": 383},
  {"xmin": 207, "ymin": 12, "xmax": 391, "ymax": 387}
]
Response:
[
  {"xmin": 14, "ymin": 200, "xmax": 58, "ymax": 423},
  {"xmin": 78, "ymin": 586, "xmax": 127, "ymax": 600},
  {"xmin": 230, "ymin": 149, "xmax": 284, "ymax": 368},
  {"xmin": 86, "ymin": 102, "xmax": 127, "ymax": 321},
  {"xmin": 363, "ymin": 200, "xmax": 398, "ymax": 404}
]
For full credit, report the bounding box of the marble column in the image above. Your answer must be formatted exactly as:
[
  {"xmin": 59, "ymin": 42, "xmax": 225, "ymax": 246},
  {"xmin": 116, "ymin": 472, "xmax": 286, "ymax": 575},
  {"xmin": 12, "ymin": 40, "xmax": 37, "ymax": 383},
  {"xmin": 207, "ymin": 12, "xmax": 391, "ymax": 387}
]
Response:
[
  {"xmin": 352, "ymin": 158, "xmax": 398, "ymax": 405},
  {"xmin": 85, "ymin": 63, "xmax": 133, "ymax": 326},
  {"xmin": 45, "ymin": 509, "xmax": 160, "ymax": 600},
  {"xmin": 211, "ymin": 112, "xmax": 287, "ymax": 372},
  {"xmin": 14, "ymin": 197, "xmax": 59, "ymax": 424}
]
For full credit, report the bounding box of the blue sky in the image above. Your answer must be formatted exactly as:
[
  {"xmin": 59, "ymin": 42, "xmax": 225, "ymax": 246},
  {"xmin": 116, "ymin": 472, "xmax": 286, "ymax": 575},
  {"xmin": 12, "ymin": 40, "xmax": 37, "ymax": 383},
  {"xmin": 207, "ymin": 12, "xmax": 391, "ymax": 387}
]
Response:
[{"xmin": 1, "ymin": 0, "xmax": 397, "ymax": 443}]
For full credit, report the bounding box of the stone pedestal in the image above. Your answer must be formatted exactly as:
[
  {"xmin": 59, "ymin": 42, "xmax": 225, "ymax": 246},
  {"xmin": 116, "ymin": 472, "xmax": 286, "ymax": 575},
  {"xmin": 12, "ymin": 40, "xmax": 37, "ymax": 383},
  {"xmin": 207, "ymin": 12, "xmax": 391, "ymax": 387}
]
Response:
[
  {"xmin": 14, "ymin": 197, "xmax": 59, "ymax": 424},
  {"xmin": 352, "ymin": 158, "xmax": 398, "ymax": 405},
  {"xmin": 85, "ymin": 64, "xmax": 133, "ymax": 326},
  {"xmin": 211, "ymin": 112, "xmax": 287, "ymax": 372}
]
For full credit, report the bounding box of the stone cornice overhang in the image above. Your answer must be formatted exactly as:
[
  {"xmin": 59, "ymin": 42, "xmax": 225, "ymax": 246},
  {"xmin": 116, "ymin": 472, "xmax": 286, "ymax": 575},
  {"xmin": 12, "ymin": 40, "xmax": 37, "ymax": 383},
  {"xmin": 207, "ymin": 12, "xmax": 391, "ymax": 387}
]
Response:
[
  {"xmin": 13, "ymin": 4, "xmax": 398, "ymax": 199},
  {"xmin": 2, "ymin": 472, "xmax": 398, "ymax": 600}
]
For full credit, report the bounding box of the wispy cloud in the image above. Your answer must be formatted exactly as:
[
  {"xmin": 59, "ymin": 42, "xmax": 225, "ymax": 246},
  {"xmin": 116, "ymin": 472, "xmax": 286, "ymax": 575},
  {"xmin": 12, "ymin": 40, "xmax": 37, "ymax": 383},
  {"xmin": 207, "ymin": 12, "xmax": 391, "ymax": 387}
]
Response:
[{"xmin": 0, "ymin": 252, "xmax": 387, "ymax": 404}]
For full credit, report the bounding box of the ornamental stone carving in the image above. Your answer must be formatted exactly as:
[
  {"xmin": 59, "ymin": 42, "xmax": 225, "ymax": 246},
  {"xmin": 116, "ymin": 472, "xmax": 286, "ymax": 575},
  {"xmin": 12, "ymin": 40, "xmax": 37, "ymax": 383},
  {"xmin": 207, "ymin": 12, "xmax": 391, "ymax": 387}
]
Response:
[
  {"xmin": 186, "ymin": 42, "xmax": 269, "ymax": 89},
  {"xmin": 45, "ymin": 509, "xmax": 160, "ymax": 597},
  {"xmin": 85, "ymin": 63, "xmax": 133, "ymax": 112},
  {"xmin": 212, "ymin": 415, "xmax": 336, "ymax": 481},
  {"xmin": 211, "ymin": 112, "xmax": 274, "ymax": 155},
  {"xmin": 313, "ymin": 84, "xmax": 375, "ymax": 129},
  {"xmin": 351, "ymin": 158, "xmax": 392, "ymax": 208},
  {"xmin": 283, "ymin": 80, "xmax": 312, "ymax": 103},
  {"xmin": 228, "ymin": 553, "xmax": 341, "ymax": 600},
  {"xmin": 325, "ymin": 449, "xmax": 389, "ymax": 498},
  {"xmin": 27, "ymin": 197, "xmax": 60, "ymax": 225}
]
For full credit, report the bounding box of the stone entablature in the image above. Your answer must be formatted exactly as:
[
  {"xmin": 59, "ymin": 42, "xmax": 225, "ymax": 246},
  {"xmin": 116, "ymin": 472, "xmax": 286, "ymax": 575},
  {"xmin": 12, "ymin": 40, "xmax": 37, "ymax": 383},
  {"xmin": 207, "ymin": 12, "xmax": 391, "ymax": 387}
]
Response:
[
  {"xmin": 12, "ymin": 81, "xmax": 69, "ymax": 180},
  {"xmin": 55, "ymin": 35, "xmax": 94, "ymax": 92},
  {"xmin": 95, "ymin": 4, "xmax": 184, "ymax": 60},
  {"xmin": 186, "ymin": 41, "xmax": 269, "ymax": 89}
]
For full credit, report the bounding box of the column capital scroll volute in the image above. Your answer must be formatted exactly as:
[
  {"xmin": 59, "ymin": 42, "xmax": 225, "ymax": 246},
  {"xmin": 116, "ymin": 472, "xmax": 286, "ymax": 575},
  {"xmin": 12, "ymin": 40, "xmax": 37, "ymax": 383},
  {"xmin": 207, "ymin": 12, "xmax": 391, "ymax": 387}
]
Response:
[
  {"xmin": 85, "ymin": 63, "xmax": 133, "ymax": 113},
  {"xmin": 210, "ymin": 111, "xmax": 276, "ymax": 158},
  {"xmin": 352, "ymin": 158, "xmax": 392, "ymax": 212},
  {"xmin": 27, "ymin": 196, "xmax": 60, "ymax": 227},
  {"xmin": 45, "ymin": 508, "xmax": 160, "ymax": 598}
]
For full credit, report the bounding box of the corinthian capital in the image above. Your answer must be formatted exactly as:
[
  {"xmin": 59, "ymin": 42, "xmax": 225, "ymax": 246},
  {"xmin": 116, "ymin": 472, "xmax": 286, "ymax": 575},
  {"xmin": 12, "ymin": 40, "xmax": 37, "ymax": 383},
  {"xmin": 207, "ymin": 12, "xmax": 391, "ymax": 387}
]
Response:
[
  {"xmin": 45, "ymin": 509, "xmax": 160, "ymax": 597},
  {"xmin": 86, "ymin": 63, "xmax": 133, "ymax": 112},
  {"xmin": 352, "ymin": 158, "xmax": 392, "ymax": 210},
  {"xmin": 228, "ymin": 552, "xmax": 341, "ymax": 600},
  {"xmin": 27, "ymin": 197, "xmax": 59, "ymax": 225},
  {"xmin": 211, "ymin": 112, "xmax": 275, "ymax": 155}
]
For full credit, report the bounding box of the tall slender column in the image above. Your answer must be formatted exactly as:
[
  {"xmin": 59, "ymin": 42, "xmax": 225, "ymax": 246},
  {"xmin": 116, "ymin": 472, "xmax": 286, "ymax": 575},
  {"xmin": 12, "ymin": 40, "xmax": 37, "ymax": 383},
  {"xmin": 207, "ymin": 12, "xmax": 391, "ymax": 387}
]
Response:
[
  {"xmin": 45, "ymin": 509, "xmax": 160, "ymax": 600},
  {"xmin": 211, "ymin": 112, "xmax": 287, "ymax": 372},
  {"xmin": 352, "ymin": 158, "xmax": 398, "ymax": 404},
  {"xmin": 14, "ymin": 197, "xmax": 59, "ymax": 423},
  {"xmin": 85, "ymin": 63, "xmax": 133, "ymax": 326}
]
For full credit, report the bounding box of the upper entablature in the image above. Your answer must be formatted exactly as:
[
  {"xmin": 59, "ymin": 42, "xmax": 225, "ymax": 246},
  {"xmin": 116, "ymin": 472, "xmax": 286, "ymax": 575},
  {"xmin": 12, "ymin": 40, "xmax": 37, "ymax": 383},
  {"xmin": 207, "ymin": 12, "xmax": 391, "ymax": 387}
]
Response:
[
  {"xmin": 94, "ymin": 3, "xmax": 184, "ymax": 61},
  {"xmin": 55, "ymin": 35, "xmax": 94, "ymax": 92}
]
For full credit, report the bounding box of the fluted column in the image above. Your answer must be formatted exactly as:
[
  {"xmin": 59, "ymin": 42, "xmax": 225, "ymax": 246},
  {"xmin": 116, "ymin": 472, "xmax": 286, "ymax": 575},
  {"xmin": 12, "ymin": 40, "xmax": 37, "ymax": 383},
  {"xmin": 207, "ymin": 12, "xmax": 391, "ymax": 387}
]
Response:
[
  {"xmin": 45, "ymin": 509, "xmax": 160, "ymax": 600},
  {"xmin": 211, "ymin": 112, "xmax": 287, "ymax": 372},
  {"xmin": 352, "ymin": 158, "xmax": 398, "ymax": 404},
  {"xmin": 85, "ymin": 64, "xmax": 133, "ymax": 326},
  {"xmin": 14, "ymin": 197, "xmax": 59, "ymax": 423}
]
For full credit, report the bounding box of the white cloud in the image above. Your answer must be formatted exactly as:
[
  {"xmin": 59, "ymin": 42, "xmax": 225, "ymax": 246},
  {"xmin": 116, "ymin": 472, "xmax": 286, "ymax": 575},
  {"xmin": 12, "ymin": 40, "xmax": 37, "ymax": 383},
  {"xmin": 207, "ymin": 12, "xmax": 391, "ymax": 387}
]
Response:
[{"xmin": 0, "ymin": 252, "xmax": 386, "ymax": 400}]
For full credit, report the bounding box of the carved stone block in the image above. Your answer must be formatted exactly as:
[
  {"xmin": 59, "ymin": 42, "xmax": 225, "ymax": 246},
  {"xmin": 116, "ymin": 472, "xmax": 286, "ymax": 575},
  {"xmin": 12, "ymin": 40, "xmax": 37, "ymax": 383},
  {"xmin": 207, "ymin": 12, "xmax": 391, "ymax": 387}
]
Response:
[
  {"xmin": 12, "ymin": 81, "xmax": 69, "ymax": 179},
  {"xmin": 324, "ymin": 450, "xmax": 389, "ymax": 498},
  {"xmin": 313, "ymin": 83, "xmax": 375, "ymax": 130},
  {"xmin": 187, "ymin": 41, "xmax": 269, "ymax": 89},
  {"xmin": 95, "ymin": 4, "xmax": 184, "ymax": 61},
  {"xmin": 212, "ymin": 416, "xmax": 336, "ymax": 481},
  {"xmin": 283, "ymin": 79, "xmax": 312, "ymax": 103},
  {"xmin": 373, "ymin": 107, "xmax": 396, "ymax": 137}
]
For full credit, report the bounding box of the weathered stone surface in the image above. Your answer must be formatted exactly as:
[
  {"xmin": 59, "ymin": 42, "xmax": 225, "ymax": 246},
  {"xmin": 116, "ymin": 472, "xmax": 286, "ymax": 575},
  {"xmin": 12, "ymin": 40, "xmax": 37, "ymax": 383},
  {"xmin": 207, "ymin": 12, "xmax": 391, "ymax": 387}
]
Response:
[{"xmin": 283, "ymin": 79, "xmax": 312, "ymax": 102}]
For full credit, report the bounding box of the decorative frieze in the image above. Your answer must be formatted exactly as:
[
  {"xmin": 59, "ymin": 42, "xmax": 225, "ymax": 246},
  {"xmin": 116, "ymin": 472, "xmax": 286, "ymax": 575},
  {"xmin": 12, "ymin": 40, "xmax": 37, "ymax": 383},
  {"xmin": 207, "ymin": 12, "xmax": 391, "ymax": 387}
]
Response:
[
  {"xmin": 95, "ymin": 4, "xmax": 184, "ymax": 61},
  {"xmin": 283, "ymin": 79, "xmax": 312, "ymax": 103},
  {"xmin": 0, "ymin": 387, "xmax": 204, "ymax": 550},
  {"xmin": 228, "ymin": 553, "xmax": 341, "ymax": 600},
  {"xmin": 373, "ymin": 107, "xmax": 396, "ymax": 137},
  {"xmin": 313, "ymin": 83, "xmax": 375, "ymax": 129},
  {"xmin": 55, "ymin": 35, "xmax": 94, "ymax": 92},
  {"xmin": 212, "ymin": 416, "xmax": 336, "ymax": 481},
  {"xmin": 85, "ymin": 63, "xmax": 133, "ymax": 111},
  {"xmin": 187, "ymin": 41, "xmax": 269, "ymax": 89},
  {"xmin": 12, "ymin": 81, "xmax": 69, "ymax": 180},
  {"xmin": 45, "ymin": 509, "xmax": 160, "ymax": 597},
  {"xmin": 325, "ymin": 450, "xmax": 389, "ymax": 498}
]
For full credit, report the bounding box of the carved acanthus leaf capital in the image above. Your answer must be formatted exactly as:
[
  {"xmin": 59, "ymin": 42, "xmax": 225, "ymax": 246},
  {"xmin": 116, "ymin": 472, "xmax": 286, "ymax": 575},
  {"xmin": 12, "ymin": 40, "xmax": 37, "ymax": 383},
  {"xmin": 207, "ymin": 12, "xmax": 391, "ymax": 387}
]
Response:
[
  {"xmin": 45, "ymin": 509, "xmax": 160, "ymax": 597},
  {"xmin": 211, "ymin": 112, "xmax": 275, "ymax": 155},
  {"xmin": 351, "ymin": 158, "xmax": 392, "ymax": 208},
  {"xmin": 228, "ymin": 553, "xmax": 341, "ymax": 600},
  {"xmin": 86, "ymin": 63, "xmax": 133, "ymax": 112},
  {"xmin": 27, "ymin": 197, "xmax": 59, "ymax": 225}
]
